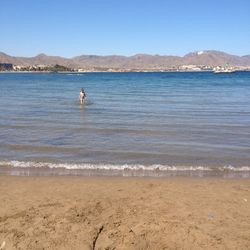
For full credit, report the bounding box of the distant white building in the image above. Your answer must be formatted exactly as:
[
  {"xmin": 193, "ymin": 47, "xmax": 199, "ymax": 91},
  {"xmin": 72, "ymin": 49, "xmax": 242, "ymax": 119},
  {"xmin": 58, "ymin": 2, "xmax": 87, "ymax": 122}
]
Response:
[{"xmin": 179, "ymin": 65, "xmax": 201, "ymax": 71}]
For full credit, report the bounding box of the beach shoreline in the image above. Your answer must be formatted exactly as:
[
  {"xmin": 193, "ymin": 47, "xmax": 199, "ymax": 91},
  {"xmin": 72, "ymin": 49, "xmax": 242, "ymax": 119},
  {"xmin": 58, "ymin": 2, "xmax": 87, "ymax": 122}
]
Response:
[
  {"xmin": 1, "ymin": 164, "xmax": 250, "ymax": 179},
  {"xmin": 0, "ymin": 175, "xmax": 250, "ymax": 249}
]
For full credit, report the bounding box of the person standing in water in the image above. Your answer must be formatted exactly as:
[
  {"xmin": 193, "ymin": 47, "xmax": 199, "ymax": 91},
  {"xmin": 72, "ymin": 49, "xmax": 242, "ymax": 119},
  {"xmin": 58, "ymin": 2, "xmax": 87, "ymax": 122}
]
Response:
[{"xmin": 79, "ymin": 88, "xmax": 86, "ymax": 104}]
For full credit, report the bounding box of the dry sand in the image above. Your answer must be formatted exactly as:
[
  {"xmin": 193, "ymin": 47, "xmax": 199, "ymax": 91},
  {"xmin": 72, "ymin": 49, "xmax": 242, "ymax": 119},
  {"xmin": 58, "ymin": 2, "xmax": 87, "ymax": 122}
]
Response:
[{"xmin": 0, "ymin": 176, "xmax": 250, "ymax": 250}]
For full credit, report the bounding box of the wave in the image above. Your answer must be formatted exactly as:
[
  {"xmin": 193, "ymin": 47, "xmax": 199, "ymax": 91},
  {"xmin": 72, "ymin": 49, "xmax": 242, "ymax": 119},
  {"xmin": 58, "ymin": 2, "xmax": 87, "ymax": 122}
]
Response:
[{"xmin": 0, "ymin": 160, "xmax": 250, "ymax": 172}]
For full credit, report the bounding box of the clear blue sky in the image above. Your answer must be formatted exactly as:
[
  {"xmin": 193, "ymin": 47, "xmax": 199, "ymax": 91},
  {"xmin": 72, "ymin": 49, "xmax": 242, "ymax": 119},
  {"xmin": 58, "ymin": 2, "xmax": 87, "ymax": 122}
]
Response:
[{"xmin": 1, "ymin": 0, "xmax": 249, "ymax": 57}]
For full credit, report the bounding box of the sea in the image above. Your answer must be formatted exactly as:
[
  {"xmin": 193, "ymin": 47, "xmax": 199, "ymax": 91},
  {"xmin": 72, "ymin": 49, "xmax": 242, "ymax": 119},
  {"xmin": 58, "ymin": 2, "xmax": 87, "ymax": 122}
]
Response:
[{"xmin": 0, "ymin": 72, "xmax": 250, "ymax": 177}]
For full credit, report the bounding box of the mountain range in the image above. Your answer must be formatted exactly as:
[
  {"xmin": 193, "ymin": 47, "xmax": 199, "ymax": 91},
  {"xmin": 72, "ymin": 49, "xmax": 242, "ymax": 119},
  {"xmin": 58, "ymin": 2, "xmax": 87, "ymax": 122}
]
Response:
[{"xmin": 1, "ymin": 50, "xmax": 250, "ymax": 69}]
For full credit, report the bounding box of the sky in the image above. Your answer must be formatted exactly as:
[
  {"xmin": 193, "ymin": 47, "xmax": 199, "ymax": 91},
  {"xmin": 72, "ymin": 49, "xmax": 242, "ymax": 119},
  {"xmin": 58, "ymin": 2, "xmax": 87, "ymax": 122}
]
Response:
[{"xmin": 1, "ymin": 0, "xmax": 250, "ymax": 57}]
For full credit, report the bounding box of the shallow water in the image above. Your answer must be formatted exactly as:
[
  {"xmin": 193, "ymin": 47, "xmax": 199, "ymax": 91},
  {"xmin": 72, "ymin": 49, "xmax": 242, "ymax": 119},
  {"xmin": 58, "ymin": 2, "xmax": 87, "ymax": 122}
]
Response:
[{"xmin": 0, "ymin": 72, "xmax": 250, "ymax": 177}]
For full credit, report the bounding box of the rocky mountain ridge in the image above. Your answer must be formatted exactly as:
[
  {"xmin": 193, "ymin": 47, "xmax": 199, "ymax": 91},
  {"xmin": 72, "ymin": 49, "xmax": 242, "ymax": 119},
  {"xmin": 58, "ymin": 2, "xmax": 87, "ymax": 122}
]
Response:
[{"xmin": 1, "ymin": 50, "xmax": 250, "ymax": 69}]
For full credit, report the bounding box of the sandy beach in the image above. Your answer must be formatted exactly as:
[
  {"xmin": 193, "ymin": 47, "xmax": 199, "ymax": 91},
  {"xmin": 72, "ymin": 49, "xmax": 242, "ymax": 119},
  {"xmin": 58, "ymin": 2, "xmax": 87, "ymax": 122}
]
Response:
[{"xmin": 0, "ymin": 176, "xmax": 250, "ymax": 249}]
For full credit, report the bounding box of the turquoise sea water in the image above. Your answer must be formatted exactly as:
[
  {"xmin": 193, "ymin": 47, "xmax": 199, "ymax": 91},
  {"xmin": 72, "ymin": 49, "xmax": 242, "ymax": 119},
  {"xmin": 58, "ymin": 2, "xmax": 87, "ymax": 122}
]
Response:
[{"xmin": 0, "ymin": 72, "xmax": 250, "ymax": 177}]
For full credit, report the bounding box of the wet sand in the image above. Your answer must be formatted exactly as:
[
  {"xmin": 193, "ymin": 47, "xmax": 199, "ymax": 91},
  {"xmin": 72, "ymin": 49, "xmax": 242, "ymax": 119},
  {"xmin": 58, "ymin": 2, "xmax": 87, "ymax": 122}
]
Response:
[{"xmin": 0, "ymin": 176, "xmax": 250, "ymax": 249}]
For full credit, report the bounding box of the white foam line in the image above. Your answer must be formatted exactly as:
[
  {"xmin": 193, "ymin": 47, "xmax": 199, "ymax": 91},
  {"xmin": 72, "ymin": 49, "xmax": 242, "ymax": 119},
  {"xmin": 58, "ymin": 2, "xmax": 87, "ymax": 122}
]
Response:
[{"xmin": 0, "ymin": 160, "xmax": 250, "ymax": 172}]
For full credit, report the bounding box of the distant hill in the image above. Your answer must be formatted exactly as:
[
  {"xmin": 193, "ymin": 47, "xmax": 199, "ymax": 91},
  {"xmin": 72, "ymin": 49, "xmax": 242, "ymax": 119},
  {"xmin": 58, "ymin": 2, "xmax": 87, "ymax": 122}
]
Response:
[
  {"xmin": 1, "ymin": 50, "xmax": 250, "ymax": 69},
  {"xmin": 0, "ymin": 52, "xmax": 76, "ymax": 68}
]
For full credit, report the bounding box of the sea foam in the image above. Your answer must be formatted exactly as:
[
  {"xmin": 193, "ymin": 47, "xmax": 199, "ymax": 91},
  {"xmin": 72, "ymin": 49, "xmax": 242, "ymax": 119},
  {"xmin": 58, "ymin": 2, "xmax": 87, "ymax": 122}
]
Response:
[{"xmin": 0, "ymin": 160, "xmax": 250, "ymax": 172}]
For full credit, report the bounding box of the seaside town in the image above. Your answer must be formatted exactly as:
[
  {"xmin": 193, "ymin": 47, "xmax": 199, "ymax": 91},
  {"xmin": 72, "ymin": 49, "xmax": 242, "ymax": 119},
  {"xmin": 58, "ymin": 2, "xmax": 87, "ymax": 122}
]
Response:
[{"xmin": 0, "ymin": 62, "xmax": 249, "ymax": 73}]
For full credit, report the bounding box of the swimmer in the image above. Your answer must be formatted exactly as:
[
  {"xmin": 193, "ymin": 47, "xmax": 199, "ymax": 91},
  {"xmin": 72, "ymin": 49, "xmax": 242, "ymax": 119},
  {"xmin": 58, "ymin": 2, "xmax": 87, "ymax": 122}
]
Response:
[{"xmin": 79, "ymin": 88, "xmax": 86, "ymax": 104}]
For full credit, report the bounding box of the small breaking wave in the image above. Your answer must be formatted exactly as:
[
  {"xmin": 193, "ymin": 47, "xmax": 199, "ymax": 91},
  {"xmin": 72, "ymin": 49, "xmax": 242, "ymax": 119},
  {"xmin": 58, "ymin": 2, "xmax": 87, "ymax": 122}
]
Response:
[{"xmin": 0, "ymin": 160, "xmax": 250, "ymax": 172}]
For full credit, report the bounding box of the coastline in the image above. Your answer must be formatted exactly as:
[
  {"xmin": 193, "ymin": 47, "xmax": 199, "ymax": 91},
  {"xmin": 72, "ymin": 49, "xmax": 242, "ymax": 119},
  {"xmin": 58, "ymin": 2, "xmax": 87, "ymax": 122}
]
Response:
[
  {"xmin": 1, "ymin": 164, "xmax": 250, "ymax": 179},
  {"xmin": 0, "ymin": 175, "xmax": 250, "ymax": 249},
  {"xmin": 1, "ymin": 69, "xmax": 250, "ymax": 73}
]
